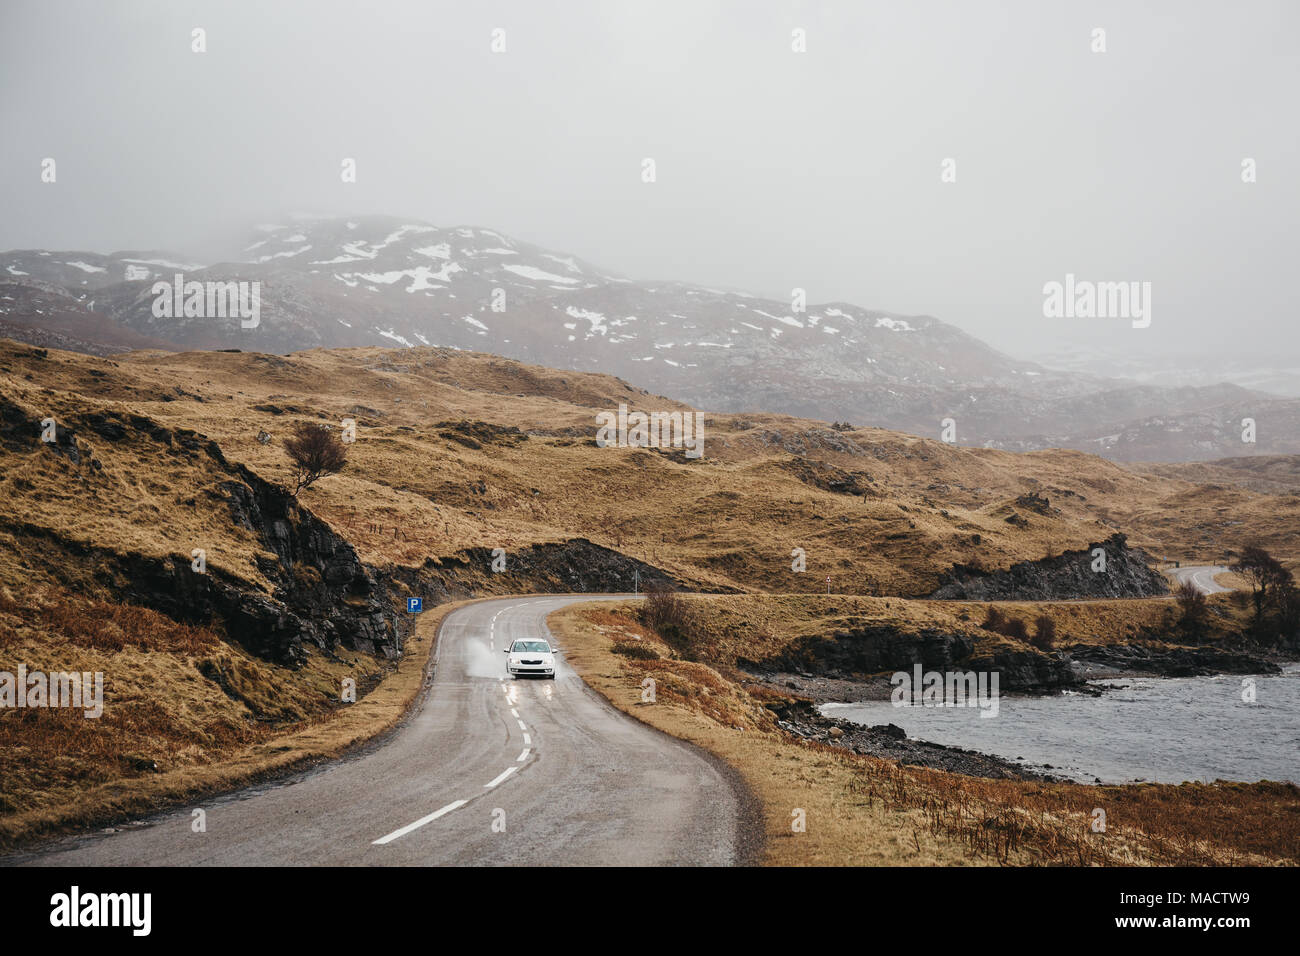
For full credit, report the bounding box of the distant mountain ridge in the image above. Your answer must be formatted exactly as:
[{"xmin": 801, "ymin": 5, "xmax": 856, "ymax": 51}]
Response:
[{"xmin": 2, "ymin": 214, "xmax": 1296, "ymax": 462}]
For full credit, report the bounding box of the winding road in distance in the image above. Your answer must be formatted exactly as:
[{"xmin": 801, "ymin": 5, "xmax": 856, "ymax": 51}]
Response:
[
  {"xmin": 1170, "ymin": 565, "xmax": 1234, "ymax": 595},
  {"xmin": 9, "ymin": 595, "xmax": 756, "ymax": 867}
]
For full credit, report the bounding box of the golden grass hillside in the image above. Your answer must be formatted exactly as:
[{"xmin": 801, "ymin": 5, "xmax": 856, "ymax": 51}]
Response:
[
  {"xmin": 4, "ymin": 339, "xmax": 1295, "ymax": 598},
  {"xmin": 570, "ymin": 591, "xmax": 1252, "ymax": 673}
]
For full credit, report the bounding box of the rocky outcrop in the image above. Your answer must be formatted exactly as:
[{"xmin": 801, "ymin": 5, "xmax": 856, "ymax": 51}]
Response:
[
  {"xmin": 743, "ymin": 626, "xmax": 975, "ymax": 678},
  {"xmin": 928, "ymin": 532, "xmax": 1169, "ymax": 601},
  {"xmin": 0, "ymin": 398, "xmax": 403, "ymax": 666},
  {"xmin": 213, "ymin": 465, "xmax": 398, "ymax": 661},
  {"xmin": 435, "ymin": 419, "xmax": 527, "ymax": 450},
  {"xmin": 776, "ymin": 457, "xmax": 875, "ymax": 496},
  {"xmin": 741, "ymin": 624, "xmax": 1084, "ymax": 693},
  {"xmin": 964, "ymin": 647, "xmax": 1081, "ymax": 693},
  {"xmin": 1070, "ymin": 643, "xmax": 1282, "ymax": 678},
  {"xmin": 394, "ymin": 539, "xmax": 684, "ymax": 599},
  {"xmin": 3, "ymin": 507, "xmax": 399, "ymax": 670}
]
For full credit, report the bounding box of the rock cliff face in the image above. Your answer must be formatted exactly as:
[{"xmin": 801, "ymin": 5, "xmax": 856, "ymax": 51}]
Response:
[
  {"xmin": 213, "ymin": 466, "xmax": 399, "ymax": 662},
  {"xmin": 390, "ymin": 540, "xmax": 684, "ymax": 606},
  {"xmin": 742, "ymin": 625, "xmax": 1082, "ymax": 692},
  {"xmin": 962, "ymin": 646, "xmax": 1081, "ymax": 693},
  {"xmin": 2, "ymin": 398, "xmax": 402, "ymax": 666},
  {"xmin": 747, "ymin": 626, "xmax": 975, "ymax": 677},
  {"xmin": 1070, "ymin": 643, "xmax": 1281, "ymax": 677},
  {"xmin": 927, "ymin": 532, "xmax": 1169, "ymax": 601}
]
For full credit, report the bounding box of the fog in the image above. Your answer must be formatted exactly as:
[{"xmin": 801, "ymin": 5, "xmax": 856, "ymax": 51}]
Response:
[{"xmin": 2, "ymin": 0, "xmax": 1296, "ymax": 367}]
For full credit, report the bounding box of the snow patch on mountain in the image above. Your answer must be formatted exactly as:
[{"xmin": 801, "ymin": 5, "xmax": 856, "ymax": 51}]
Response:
[
  {"xmin": 565, "ymin": 306, "xmax": 607, "ymax": 336},
  {"xmin": 542, "ymin": 253, "xmax": 581, "ymax": 273},
  {"xmin": 875, "ymin": 316, "xmax": 916, "ymax": 332},
  {"xmin": 375, "ymin": 327, "xmax": 413, "ymax": 347},
  {"xmin": 503, "ymin": 264, "xmax": 580, "ymax": 284}
]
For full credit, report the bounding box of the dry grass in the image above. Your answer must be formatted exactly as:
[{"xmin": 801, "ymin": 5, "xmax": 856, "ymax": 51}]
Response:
[
  {"xmin": 852, "ymin": 764, "xmax": 1300, "ymax": 865},
  {"xmin": 588, "ymin": 592, "xmax": 1250, "ymax": 676},
  {"xmin": 552, "ymin": 601, "xmax": 1300, "ymax": 866},
  {"xmin": 7, "ymin": 340, "xmax": 1295, "ymax": 601}
]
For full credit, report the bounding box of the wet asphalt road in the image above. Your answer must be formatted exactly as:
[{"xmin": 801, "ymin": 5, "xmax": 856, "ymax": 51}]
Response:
[{"xmin": 9, "ymin": 595, "xmax": 754, "ymax": 866}]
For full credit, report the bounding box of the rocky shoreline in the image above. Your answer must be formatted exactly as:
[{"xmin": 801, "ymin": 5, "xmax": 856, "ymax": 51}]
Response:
[
  {"xmin": 748, "ymin": 643, "xmax": 1296, "ymax": 784},
  {"xmin": 767, "ymin": 698, "xmax": 1068, "ymax": 782},
  {"xmin": 1069, "ymin": 642, "xmax": 1284, "ymax": 679}
]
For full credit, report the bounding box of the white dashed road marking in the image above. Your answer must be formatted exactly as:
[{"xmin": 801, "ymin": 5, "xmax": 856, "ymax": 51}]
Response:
[
  {"xmin": 485, "ymin": 767, "xmax": 517, "ymax": 789},
  {"xmin": 372, "ymin": 800, "xmax": 468, "ymax": 846}
]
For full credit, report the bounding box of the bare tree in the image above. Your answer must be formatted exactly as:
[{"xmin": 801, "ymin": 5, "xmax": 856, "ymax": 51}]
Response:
[
  {"xmin": 282, "ymin": 421, "xmax": 347, "ymax": 496},
  {"xmin": 1233, "ymin": 545, "xmax": 1283, "ymax": 628},
  {"xmin": 1230, "ymin": 545, "xmax": 1300, "ymax": 642}
]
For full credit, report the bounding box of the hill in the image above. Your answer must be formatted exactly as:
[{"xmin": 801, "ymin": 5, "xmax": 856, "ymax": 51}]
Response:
[
  {"xmin": 4, "ymin": 215, "xmax": 1298, "ymax": 461},
  {"xmin": 3, "ymin": 338, "xmax": 1298, "ymax": 843}
]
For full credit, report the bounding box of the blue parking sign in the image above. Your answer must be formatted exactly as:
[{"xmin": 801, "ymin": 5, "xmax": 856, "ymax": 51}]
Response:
[{"xmin": 407, "ymin": 597, "xmax": 423, "ymax": 613}]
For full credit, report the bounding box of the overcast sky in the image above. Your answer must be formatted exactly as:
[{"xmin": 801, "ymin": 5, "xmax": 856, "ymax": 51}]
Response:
[{"xmin": 2, "ymin": 0, "xmax": 1296, "ymax": 364}]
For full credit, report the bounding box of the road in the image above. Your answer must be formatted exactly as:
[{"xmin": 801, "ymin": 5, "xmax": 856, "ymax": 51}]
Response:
[
  {"xmin": 9, "ymin": 595, "xmax": 755, "ymax": 866},
  {"xmin": 1169, "ymin": 565, "xmax": 1233, "ymax": 595}
]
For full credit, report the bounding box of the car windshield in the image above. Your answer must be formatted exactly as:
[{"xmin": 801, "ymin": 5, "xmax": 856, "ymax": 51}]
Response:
[{"xmin": 511, "ymin": 641, "xmax": 550, "ymax": 653}]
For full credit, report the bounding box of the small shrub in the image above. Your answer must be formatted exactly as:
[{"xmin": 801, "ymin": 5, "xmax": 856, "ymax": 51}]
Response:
[
  {"xmin": 641, "ymin": 582, "xmax": 700, "ymax": 658},
  {"xmin": 611, "ymin": 641, "xmax": 660, "ymax": 660},
  {"xmin": 643, "ymin": 581, "xmax": 689, "ymax": 634}
]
